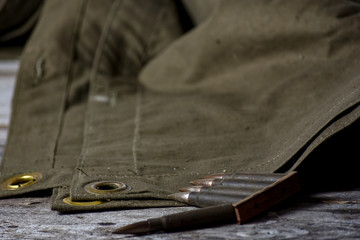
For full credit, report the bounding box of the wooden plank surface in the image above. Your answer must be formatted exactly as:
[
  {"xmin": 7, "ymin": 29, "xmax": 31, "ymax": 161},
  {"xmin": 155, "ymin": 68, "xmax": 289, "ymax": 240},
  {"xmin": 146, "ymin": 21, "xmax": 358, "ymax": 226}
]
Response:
[
  {"xmin": 0, "ymin": 60, "xmax": 360, "ymax": 239},
  {"xmin": 0, "ymin": 190, "xmax": 359, "ymax": 239}
]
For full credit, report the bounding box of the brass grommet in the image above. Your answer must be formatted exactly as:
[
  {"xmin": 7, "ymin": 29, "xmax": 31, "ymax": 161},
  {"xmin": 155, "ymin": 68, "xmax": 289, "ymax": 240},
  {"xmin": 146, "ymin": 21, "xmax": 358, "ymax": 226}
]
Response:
[
  {"xmin": 84, "ymin": 181, "xmax": 128, "ymax": 195},
  {"xmin": 1, "ymin": 172, "xmax": 42, "ymax": 190},
  {"xmin": 62, "ymin": 197, "xmax": 105, "ymax": 206}
]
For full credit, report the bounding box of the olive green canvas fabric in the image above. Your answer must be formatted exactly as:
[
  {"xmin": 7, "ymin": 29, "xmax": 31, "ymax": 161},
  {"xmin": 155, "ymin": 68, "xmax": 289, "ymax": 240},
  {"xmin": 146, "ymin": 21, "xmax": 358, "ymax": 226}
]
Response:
[
  {"xmin": 0, "ymin": 0, "xmax": 90, "ymax": 197},
  {"xmin": 50, "ymin": 187, "xmax": 185, "ymax": 212},
  {"xmin": 0, "ymin": 0, "xmax": 183, "ymax": 199},
  {"xmin": 2, "ymin": 0, "xmax": 360, "ymax": 212}
]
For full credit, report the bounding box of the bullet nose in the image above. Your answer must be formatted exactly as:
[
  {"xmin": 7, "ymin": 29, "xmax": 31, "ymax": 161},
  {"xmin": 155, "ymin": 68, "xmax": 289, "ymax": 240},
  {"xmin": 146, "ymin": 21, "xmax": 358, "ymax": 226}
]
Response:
[
  {"xmin": 190, "ymin": 179, "xmax": 214, "ymax": 187},
  {"xmin": 168, "ymin": 192, "xmax": 190, "ymax": 204},
  {"xmin": 179, "ymin": 186, "xmax": 202, "ymax": 192}
]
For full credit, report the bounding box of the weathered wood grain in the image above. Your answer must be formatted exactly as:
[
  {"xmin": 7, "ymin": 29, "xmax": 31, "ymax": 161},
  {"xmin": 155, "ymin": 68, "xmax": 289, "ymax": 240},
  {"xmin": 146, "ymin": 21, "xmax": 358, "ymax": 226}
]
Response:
[
  {"xmin": 0, "ymin": 60, "xmax": 359, "ymax": 239},
  {"xmin": 0, "ymin": 190, "xmax": 359, "ymax": 240}
]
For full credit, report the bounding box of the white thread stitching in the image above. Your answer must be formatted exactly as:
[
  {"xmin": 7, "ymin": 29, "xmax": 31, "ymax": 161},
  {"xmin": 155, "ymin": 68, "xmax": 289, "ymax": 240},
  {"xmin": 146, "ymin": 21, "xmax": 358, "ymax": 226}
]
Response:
[
  {"xmin": 77, "ymin": 0, "xmax": 122, "ymax": 180},
  {"xmin": 251, "ymin": 81, "xmax": 360, "ymax": 170},
  {"xmin": 132, "ymin": 84, "xmax": 142, "ymax": 174}
]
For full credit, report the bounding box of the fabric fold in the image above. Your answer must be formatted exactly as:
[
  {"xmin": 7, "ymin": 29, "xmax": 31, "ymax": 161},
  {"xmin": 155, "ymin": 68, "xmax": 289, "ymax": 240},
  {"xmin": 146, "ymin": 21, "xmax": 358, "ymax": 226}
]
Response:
[{"xmin": 1, "ymin": 0, "xmax": 360, "ymax": 212}]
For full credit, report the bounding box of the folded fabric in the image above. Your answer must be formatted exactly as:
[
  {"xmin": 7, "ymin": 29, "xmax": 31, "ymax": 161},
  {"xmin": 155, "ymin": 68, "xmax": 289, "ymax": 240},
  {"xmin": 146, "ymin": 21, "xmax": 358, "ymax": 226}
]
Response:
[{"xmin": 1, "ymin": 0, "xmax": 360, "ymax": 212}]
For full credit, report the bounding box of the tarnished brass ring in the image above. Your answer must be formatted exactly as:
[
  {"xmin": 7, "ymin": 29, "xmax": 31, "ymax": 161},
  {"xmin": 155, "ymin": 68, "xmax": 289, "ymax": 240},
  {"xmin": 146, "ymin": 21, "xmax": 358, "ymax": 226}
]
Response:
[
  {"xmin": 1, "ymin": 172, "xmax": 42, "ymax": 190},
  {"xmin": 84, "ymin": 181, "xmax": 128, "ymax": 195},
  {"xmin": 62, "ymin": 197, "xmax": 105, "ymax": 206}
]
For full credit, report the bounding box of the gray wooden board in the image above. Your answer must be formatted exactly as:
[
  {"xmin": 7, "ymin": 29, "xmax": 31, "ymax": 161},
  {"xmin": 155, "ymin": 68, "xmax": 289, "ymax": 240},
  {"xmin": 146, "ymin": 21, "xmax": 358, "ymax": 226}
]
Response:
[
  {"xmin": 1, "ymin": 60, "xmax": 360, "ymax": 240},
  {"xmin": 0, "ymin": 190, "xmax": 360, "ymax": 240}
]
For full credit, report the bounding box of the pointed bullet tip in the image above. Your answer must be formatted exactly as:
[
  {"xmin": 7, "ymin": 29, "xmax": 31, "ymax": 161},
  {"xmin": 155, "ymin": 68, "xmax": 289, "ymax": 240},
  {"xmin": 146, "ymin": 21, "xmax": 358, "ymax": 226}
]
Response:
[
  {"xmin": 179, "ymin": 187, "xmax": 189, "ymax": 192},
  {"xmin": 190, "ymin": 179, "xmax": 214, "ymax": 187},
  {"xmin": 168, "ymin": 192, "xmax": 190, "ymax": 203},
  {"xmin": 112, "ymin": 221, "xmax": 149, "ymax": 235},
  {"xmin": 179, "ymin": 186, "xmax": 202, "ymax": 192},
  {"xmin": 201, "ymin": 173, "xmax": 224, "ymax": 179}
]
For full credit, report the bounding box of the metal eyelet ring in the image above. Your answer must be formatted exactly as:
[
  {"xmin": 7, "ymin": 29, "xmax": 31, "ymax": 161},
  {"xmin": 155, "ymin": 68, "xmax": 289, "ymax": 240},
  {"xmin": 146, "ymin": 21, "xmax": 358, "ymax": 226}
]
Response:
[
  {"xmin": 62, "ymin": 197, "xmax": 106, "ymax": 206},
  {"xmin": 84, "ymin": 181, "xmax": 128, "ymax": 195},
  {"xmin": 1, "ymin": 172, "xmax": 42, "ymax": 190}
]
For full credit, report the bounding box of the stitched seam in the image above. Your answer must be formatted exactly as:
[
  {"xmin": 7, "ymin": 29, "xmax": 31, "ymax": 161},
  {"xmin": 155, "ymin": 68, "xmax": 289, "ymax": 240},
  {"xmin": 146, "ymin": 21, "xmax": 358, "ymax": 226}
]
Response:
[
  {"xmin": 78, "ymin": 172, "xmax": 206, "ymax": 178},
  {"xmin": 129, "ymin": 1, "xmax": 170, "ymax": 175},
  {"xmin": 78, "ymin": 0, "xmax": 122, "ymax": 178},
  {"xmin": 121, "ymin": 2, "xmax": 170, "ymax": 175},
  {"xmin": 51, "ymin": 0, "xmax": 88, "ymax": 168},
  {"xmin": 250, "ymin": 82, "xmax": 360, "ymax": 170},
  {"xmin": 132, "ymin": 84, "xmax": 142, "ymax": 174},
  {"xmin": 289, "ymin": 107, "xmax": 360, "ymax": 171}
]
